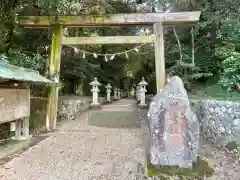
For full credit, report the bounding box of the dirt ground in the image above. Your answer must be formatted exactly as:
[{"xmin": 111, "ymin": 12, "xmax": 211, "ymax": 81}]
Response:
[{"xmin": 0, "ymin": 99, "xmax": 146, "ymax": 180}]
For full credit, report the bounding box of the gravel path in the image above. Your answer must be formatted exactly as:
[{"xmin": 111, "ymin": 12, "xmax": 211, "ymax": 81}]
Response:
[
  {"xmin": 1, "ymin": 99, "xmax": 239, "ymax": 180},
  {"xmin": 0, "ymin": 99, "xmax": 146, "ymax": 180},
  {"xmin": 201, "ymin": 144, "xmax": 240, "ymax": 180}
]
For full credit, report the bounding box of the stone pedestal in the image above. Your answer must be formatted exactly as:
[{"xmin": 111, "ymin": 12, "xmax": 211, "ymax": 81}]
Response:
[
  {"xmin": 138, "ymin": 77, "xmax": 148, "ymax": 108},
  {"xmin": 89, "ymin": 77, "xmax": 101, "ymax": 108},
  {"xmin": 10, "ymin": 118, "xmax": 32, "ymax": 140},
  {"xmin": 105, "ymin": 83, "xmax": 112, "ymax": 103}
]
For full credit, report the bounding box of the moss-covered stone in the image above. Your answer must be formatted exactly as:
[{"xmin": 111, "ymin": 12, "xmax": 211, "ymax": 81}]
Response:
[
  {"xmin": 147, "ymin": 156, "xmax": 214, "ymax": 179},
  {"xmin": 225, "ymin": 141, "xmax": 238, "ymax": 151}
]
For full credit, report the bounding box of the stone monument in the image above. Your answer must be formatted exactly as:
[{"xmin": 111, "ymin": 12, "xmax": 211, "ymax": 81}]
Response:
[
  {"xmin": 139, "ymin": 77, "xmax": 148, "ymax": 108},
  {"xmin": 147, "ymin": 76, "xmax": 200, "ymax": 168},
  {"xmin": 105, "ymin": 83, "xmax": 112, "ymax": 103},
  {"xmin": 89, "ymin": 77, "xmax": 101, "ymax": 108}
]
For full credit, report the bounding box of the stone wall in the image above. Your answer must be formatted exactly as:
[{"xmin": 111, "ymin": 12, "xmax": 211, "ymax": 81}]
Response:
[
  {"xmin": 58, "ymin": 96, "xmax": 91, "ymax": 121},
  {"xmin": 0, "ymin": 95, "xmax": 108, "ymax": 139},
  {"xmin": 58, "ymin": 96, "xmax": 107, "ymax": 121},
  {"xmin": 146, "ymin": 95, "xmax": 240, "ymax": 147},
  {"xmin": 196, "ymin": 100, "xmax": 240, "ymax": 147}
]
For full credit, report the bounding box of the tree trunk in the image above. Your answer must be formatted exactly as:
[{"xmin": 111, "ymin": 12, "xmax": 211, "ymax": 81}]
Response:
[{"xmin": 173, "ymin": 26, "xmax": 183, "ymax": 62}]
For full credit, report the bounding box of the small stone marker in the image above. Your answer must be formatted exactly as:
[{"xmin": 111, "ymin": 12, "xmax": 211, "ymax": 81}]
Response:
[
  {"xmin": 105, "ymin": 83, "xmax": 112, "ymax": 102},
  {"xmin": 138, "ymin": 77, "xmax": 148, "ymax": 108},
  {"xmin": 89, "ymin": 77, "xmax": 101, "ymax": 108},
  {"xmin": 147, "ymin": 76, "xmax": 200, "ymax": 168}
]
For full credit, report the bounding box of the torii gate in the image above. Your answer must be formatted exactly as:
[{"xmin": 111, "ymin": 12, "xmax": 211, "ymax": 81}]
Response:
[{"xmin": 17, "ymin": 11, "xmax": 201, "ymax": 131}]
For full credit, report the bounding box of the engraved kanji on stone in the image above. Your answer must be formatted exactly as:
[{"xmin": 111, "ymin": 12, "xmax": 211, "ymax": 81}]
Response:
[{"xmin": 147, "ymin": 76, "xmax": 200, "ymax": 168}]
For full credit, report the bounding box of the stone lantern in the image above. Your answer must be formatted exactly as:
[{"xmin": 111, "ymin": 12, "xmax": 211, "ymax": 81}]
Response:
[
  {"xmin": 117, "ymin": 88, "xmax": 121, "ymax": 100},
  {"xmin": 89, "ymin": 77, "xmax": 101, "ymax": 108},
  {"xmin": 114, "ymin": 87, "xmax": 118, "ymax": 100},
  {"xmin": 138, "ymin": 77, "xmax": 148, "ymax": 108},
  {"xmin": 105, "ymin": 83, "xmax": 112, "ymax": 103}
]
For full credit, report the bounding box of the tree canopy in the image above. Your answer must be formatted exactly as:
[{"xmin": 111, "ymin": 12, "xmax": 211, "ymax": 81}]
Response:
[{"xmin": 0, "ymin": 0, "xmax": 239, "ymax": 97}]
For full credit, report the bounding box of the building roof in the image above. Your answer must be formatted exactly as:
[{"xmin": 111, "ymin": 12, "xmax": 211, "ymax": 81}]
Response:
[{"xmin": 0, "ymin": 61, "xmax": 54, "ymax": 84}]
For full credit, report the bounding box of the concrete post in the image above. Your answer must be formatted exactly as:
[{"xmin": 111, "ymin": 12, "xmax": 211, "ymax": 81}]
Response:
[
  {"xmin": 10, "ymin": 118, "xmax": 31, "ymax": 140},
  {"xmin": 22, "ymin": 117, "xmax": 30, "ymax": 138}
]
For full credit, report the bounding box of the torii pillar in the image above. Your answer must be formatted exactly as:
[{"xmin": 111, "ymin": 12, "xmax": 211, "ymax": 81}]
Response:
[{"xmin": 17, "ymin": 11, "xmax": 201, "ymax": 131}]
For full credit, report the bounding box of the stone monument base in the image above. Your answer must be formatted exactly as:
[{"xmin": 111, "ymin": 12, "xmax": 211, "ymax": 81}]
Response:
[{"xmin": 146, "ymin": 156, "xmax": 213, "ymax": 179}]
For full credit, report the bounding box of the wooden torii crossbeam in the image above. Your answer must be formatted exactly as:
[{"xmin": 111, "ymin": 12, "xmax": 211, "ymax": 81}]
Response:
[
  {"xmin": 62, "ymin": 35, "xmax": 155, "ymax": 45},
  {"xmin": 17, "ymin": 11, "xmax": 201, "ymax": 131},
  {"xmin": 19, "ymin": 11, "xmax": 200, "ymax": 27}
]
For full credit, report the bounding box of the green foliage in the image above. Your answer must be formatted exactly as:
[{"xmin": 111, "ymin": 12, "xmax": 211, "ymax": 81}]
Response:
[
  {"xmin": 213, "ymin": 22, "xmax": 240, "ymax": 92},
  {"xmin": 202, "ymin": 84, "xmax": 240, "ymax": 100},
  {"xmin": 1, "ymin": 0, "xmax": 240, "ymax": 97},
  {"xmin": 218, "ymin": 52, "xmax": 240, "ymax": 91},
  {"xmin": 36, "ymin": 0, "xmax": 87, "ymax": 15},
  {"xmin": 215, "ymin": 43, "xmax": 235, "ymax": 59},
  {"xmin": 167, "ymin": 58, "xmax": 213, "ymax": 93},
  {"xmin": 0, "ymin": 49, "xmax": 45, "ymax": 71},
  {"xmin": 0, "ymin": 0, "xmax": 139, "ymax": 95}
]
